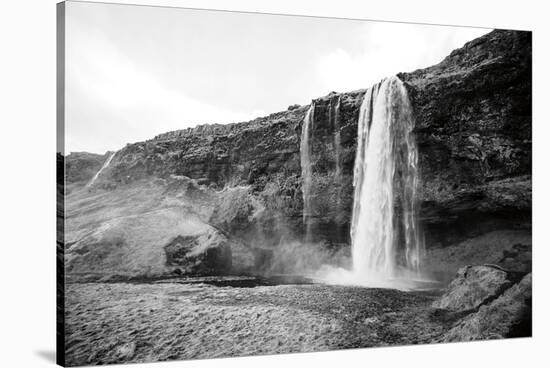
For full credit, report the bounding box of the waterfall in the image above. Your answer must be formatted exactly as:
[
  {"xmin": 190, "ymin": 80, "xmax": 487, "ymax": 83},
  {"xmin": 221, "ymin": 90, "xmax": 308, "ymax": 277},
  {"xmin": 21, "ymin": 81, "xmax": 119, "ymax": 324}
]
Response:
[
  {"xmin": 87, "ymin": 151, "xmax": 116, "ymax": 187},
  {"xmin": 332, "ymin": 96, "xmax": 343, "ymax": 218},
  {"xmin": 351, "ymin": 76, "xmax": 423, "ymax": 280},
  {"xmin": 333, "ymin": 97, "xmax": 342, "ymax": 179},
  {"xmin": 300, "ymin": 103, "xmax": 315, "ymax": 243}
]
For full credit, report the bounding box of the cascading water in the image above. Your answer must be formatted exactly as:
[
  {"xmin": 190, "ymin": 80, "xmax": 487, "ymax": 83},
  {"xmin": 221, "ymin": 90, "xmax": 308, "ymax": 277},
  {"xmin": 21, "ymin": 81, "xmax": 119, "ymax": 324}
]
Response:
[
  {"xmin": 300, "ymin": 98, "xmax": 344, "ymax": 245},
  {"xmin": 332, "ymin": 96, "xmax": 343, "ymax": 216},
  {"xmin": 320, "ymin": 76, "xmax": 427, "ymax": 290},
  {"xmin": 351, "ymin": 76, "xmax": 423, "ymax": 280},
  {"xmin": 300, "ymin": 104, "xmax": 315, "ymax": 243},
  {"xmin": 86, "ymin": 151, "xmax": 116, "ymax": 187}
]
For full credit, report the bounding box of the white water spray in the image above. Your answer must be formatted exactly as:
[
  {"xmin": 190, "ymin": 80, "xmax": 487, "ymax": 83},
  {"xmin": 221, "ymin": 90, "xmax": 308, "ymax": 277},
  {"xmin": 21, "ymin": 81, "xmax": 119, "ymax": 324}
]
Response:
[
  {"xmin": 87, "ymin": 152, "xmax": 116, "ymax": 187},
  {"xmin": 351, "ymin": 76, "xmax": 423, "ymax": 279},
  {"xmin": 319, "ymin": 76, "xmax": 428, "ymax": 290},
  {"xmin": 300, "ymin": 104, "xmax": 315, "ymax": 243}
]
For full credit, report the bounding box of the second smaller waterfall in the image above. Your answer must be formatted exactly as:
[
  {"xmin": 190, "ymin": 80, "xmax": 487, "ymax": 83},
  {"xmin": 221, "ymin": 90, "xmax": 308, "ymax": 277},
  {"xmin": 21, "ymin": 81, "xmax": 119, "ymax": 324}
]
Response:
[
  {"xmin": 87, "ymin": 151, "xmax": 116, "ymax": 188},
  {"xmin": 300, "ymin": 104, "xmax": 315, "ymax": 243},
  {"xmin": 332, "ymin": 96, "xmax": 343, "ymax": 219}
]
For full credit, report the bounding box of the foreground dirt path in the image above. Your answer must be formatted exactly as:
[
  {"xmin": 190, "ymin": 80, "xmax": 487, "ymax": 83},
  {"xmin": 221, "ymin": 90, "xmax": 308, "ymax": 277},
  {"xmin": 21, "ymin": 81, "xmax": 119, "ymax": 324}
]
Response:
[{"xmin": 64, "ymin": 279, "xmax": 448, "ymax": 366}]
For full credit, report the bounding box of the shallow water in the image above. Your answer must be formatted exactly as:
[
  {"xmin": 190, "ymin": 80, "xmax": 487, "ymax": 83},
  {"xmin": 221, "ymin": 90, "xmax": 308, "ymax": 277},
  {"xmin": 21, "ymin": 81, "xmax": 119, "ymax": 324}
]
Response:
[
  {"xmin": 316, "ymin": 267, "xmax": 444, "ymax": 291},
  {"xmin": 65, "ymin": 277, "xmax": 452, "ymax": 366}
]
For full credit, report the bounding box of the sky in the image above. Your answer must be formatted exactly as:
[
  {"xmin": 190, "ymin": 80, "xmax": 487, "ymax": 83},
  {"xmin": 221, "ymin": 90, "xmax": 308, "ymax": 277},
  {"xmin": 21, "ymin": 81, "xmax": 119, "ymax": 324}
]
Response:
[{"xmin": 65, "ymin": 1, "xmax": 491, "ymax": 154}]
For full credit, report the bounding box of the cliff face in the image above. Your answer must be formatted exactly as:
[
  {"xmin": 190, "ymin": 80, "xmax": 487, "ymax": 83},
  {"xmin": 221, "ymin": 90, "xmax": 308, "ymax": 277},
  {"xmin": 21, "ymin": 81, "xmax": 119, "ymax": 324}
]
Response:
[
  {"xmin": 64, "ymin": 29, "xmax": 531, "ymax": 280},
  {"xmin": 399, "ymin": 30, "xmax": 532, "ymax": 248}
]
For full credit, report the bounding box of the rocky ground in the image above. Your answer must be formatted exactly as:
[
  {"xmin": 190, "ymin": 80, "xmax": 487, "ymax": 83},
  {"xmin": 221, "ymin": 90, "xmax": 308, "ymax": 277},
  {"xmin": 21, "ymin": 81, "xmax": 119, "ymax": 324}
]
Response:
[
  {"xmin": 64, "ymin": 265, "xmax": 531, "ymax": 366},
  {"xmin": 64, "ymin": 279, "xmax": 443, "ymax": 366}
]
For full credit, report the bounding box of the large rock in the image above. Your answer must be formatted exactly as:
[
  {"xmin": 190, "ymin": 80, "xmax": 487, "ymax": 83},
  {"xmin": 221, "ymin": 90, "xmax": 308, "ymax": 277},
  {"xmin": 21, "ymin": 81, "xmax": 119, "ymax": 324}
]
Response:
[
  {"xmin": 433, "ymin": 265, "xmax": 515, "ymax": 311},
  {"xmin": 441, "ymin": 273, "xmax": 531, "ymax": 341},
  {"xmin": 64, "ymin": 177, "xmax": 252, "ymax": 280},
  {"xmin": 163, "ymin": 230, "xmax": 232, "ymax": 275}
]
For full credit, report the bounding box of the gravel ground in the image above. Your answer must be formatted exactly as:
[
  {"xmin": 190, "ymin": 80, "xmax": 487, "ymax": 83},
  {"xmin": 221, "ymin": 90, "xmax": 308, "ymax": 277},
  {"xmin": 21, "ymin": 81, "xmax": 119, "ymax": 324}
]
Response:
[{"xmin": 64, "ymin": 277, "xmax": 451, "ymax": 366}]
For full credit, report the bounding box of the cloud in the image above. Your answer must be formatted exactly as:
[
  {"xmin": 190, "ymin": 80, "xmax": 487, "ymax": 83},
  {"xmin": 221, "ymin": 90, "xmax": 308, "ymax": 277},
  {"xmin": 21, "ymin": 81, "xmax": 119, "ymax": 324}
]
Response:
[
  {"xmin": 66, "ymin": 21, "xmax": 265, "ymax": 154},
  {"xmin": 316, "ymin": 23, "xmax": 490, "ymax": 93},
  {"xmin": 64, "ymin": 2, "xmax": 490, "ymax": 154}
]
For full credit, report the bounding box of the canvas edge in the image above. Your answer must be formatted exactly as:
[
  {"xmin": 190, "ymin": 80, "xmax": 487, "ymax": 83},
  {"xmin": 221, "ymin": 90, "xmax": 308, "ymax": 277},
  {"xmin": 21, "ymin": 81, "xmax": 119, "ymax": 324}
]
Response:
[{"xmin": 56, "ymin": 1, "xmax": 66, "ymax": 367}]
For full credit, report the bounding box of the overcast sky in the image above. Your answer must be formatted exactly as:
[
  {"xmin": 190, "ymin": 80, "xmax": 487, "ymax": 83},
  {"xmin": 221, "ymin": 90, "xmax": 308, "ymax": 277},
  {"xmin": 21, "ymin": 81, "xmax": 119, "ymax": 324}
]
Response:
[{"xmin": 65, "ymin": 1, "xmax": 490, "ymax": 154}]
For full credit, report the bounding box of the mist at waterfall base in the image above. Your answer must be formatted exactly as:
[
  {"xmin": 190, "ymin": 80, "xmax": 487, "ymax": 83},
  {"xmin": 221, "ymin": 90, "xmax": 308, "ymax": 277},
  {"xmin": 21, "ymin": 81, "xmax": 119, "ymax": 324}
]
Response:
[{"xmin": 310, "ymin": 77, "xmax": 435, "ymax": 291}]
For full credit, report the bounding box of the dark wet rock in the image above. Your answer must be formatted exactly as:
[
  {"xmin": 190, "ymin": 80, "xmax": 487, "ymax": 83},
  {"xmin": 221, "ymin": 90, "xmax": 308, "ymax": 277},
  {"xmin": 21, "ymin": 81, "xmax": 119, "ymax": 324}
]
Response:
[
  {"xmin": 399, "ymin": 30, "xmax": 532, "ymax": 247},
  {"xmin": 441, "ymin": 272, "xmax": 531, "ymax": 341},
  {"xmin": 433, "ymin": 265, "xmax": 516, "ymax": 311},
  {"xmin": 164, "ymin": 230, "xmax": 232, "ymax": 275}
]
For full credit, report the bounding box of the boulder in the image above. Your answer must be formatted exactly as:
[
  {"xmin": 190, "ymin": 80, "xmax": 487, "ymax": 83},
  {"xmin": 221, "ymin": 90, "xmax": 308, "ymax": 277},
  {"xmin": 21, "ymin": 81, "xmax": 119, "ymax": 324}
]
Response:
[
  {"xmin": 63, "ymin": 177, "xmax": 236, "ymax": 280},
  {"xmin": 442, "ymin": 273, "xmax": 531, "ymax": 341},
  {"xmin": 433, "ymin": 265, "xmax": 514, "ymax": 311},
  {"xmin": 164, "ymin": 230, "xmax": 232, "ymax": 275}
]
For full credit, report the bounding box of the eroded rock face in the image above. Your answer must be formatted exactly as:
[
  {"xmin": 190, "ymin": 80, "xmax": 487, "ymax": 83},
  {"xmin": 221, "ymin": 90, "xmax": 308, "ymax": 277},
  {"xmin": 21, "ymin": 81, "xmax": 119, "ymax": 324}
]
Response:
[
  {"xmin": 63, "ymin": 174, "xmax": 262, "ymax": 280},
  {"xmin": 164, "ymin": 231, "xmax": 232, "ymax": 275},
  {"xmin": 399, "ymin": 30, "xmax": 532, "ymax": 247},
  {"xmin": 441, "ymin": 272, "xmax": 531, "ymax": 341},
  {"xmin": 433, "ymin": 265, "xmax": 515, "ymax": 311}
]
